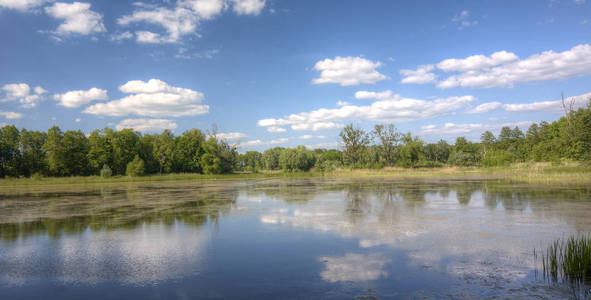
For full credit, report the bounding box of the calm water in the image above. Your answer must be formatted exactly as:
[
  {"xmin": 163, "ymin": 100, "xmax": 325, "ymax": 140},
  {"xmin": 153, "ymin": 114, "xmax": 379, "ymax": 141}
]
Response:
[{"xmin": 1, "ymin": 178, "xmax": 590, "ymax": 299}]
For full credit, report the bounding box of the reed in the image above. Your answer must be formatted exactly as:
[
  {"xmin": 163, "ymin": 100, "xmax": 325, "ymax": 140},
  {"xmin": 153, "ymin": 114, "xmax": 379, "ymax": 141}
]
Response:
[{"xmin": 540, "ymin": 235, "xmax": 591, "ymax": 286}]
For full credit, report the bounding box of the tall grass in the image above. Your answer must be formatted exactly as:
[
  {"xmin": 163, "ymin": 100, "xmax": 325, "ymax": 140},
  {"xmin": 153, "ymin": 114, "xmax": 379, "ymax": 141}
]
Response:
[{"xmin": 539, "ymin": 235, "xmax": 591, "ymax": 287}]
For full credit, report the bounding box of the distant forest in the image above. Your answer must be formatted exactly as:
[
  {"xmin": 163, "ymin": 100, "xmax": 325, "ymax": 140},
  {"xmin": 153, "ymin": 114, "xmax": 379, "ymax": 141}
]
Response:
[{"xmin": 1, "ymin": 99, "xmax": 590, "ymax": 178}]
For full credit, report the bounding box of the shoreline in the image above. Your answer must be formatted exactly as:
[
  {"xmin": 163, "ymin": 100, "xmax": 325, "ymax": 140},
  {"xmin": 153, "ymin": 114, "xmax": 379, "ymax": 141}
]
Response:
[{"xmin": 1, "ymin": 163, "xmax": 590, "ymax": 189}]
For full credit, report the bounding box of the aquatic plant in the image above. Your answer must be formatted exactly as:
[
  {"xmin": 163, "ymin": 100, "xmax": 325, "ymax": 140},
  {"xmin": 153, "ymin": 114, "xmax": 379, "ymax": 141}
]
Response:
[{"xmin": 539, "ymin": 235, "xmax": 591, "ymax": 286}]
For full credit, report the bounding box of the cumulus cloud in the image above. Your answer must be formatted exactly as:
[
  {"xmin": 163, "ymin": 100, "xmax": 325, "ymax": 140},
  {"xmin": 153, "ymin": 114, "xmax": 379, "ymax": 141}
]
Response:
[
  {"xmin": 0, "ymin": 111, "xmax": 23, "ymax": 119},
  {"xmin": 179, "ymin": 0, "xmax": 226, "ymax": 19},
  {"xmin": 116, "ymin": 118, "xmax": 178, "ymax": 132},
  {"xmin": 463, "ymin": 92, "xmax": 591, "ymax": 114},
  {"xmin": 312, "ymin": 56, "xmax": 388, "ymax": 86},
  {"xmin": 354, "ymin": 90, "xmax": 393, "ymax": 100},
  {"xmin": 118, "ymin": 0, "xmax": 266, "ymax": 44},
  {"xmin": 257, "ymin": 91, "xmax": 475, "ymax": 131},
  {"xmin": 1, "ymin": 83, "xmax": 47, "ymax": 108},
  {"xmin": 420, "ymin": 121, "xmax": 534, "ymax": 136},
  {"xmin": 118, "ymin": 6, "xmax": 198, "ymax": 44},
  {"xmin": 437, "ymin": 51, "xmax": 518, "ymax": 72},
  {"xmin": 230, "ymin": 0, "xmax": 265, "ymax": 15},
  {"xmin": 0, "ymin": 0, "xmax": 51, "ymax": 11},
  {"xmin": 84, "ymin": 79, "xmax": 209, "ymax": 117},
  {"xmin": 503, "ymin": 92, "xmax": 591, "ymax": 112},
  {"xmin": 465, "ymin": 101, "xmax": 503, "ymax": 114},
  {"xmin": 399, "ymin": 65, "xmax": 437, "ymax": 84},
  {"xmin": 319, "ymin": 253, "xmax": 389, "ymax": 283},
  {"xmin": 239, "ymin": 137, "xmax": 288, "ymax": 147},
  {"xmin": 401, "ymin": 44, "xmax": 591, "ymax": 89},
  {"xmin": 45, "ymin": 2, "xmax": 106, "ymax": 36},
  {"xmin": 216, "ymin": 132, "xmax": 246, "ymax": 140},
  {"xmin": 53, "ymin": 87, "xmax": 108, "ymax": 107}
]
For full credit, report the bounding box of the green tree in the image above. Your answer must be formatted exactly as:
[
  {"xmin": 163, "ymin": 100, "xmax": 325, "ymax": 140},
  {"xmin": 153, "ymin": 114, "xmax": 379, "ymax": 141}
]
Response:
[
  {"xmin": 126, "ymin": 155, "xmax": 145, "ymax": 177},
  {"xmin": 44, "ymin": 126, "xmax": 66, "ymax": 176},
  {"xmin": 172, "ymin": 129, "xmax": 205, "ymax": 173},
  {"xmin": 372, "ymin": 124, "xmax": 400, "ymax": 166},
  {"xmin": 153, "ymin": 130, "xmax": 175, "ymax": 174},
  {"xmin": 339, "ymin": 124, "xmax": 370, "ymax": 167},
  {"xmin": 19, "ymin": 129, "xmax": 47, "ymax": 176},
  {"xmin": 87, "ymin": 128, "xmax": 114, "ymax": 175},
  {"xmin": 262, "ymin": 147, "xmax": 283, "ymax": 170},
  {"xmin": 0, "ymin": 125, "xmax": 21, "ymax": 177},
  {"xmin": 279, "ymin": 146, "xmax": 315, "ymax": 172}
]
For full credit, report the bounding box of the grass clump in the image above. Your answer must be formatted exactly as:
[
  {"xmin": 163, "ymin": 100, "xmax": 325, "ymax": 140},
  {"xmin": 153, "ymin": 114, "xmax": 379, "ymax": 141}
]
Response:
[{"xmin": 539, "ymin": 235, "xmax": 591, "ymax": 286}]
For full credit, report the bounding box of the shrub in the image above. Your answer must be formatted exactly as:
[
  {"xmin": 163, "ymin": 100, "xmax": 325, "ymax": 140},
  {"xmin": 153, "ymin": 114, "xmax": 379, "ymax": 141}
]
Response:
[
  {"xmin": 448, "ymin": 151, "xmax": 478, "ymax": 166},
  {"xmin": 482, "ymin": 149, "xmax": 514, "ymax": 167},
  {"xmin": 126, "ymin": 156, "xmax": 145, "ymax": 177},
  {"xmin": 100, "ymin": 164, "xmax": 112, "ymax": 178}
]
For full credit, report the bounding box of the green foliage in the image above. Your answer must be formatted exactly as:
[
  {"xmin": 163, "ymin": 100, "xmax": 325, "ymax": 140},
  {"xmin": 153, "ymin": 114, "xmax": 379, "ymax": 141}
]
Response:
[
  {"xmin": 340, "ymin": 124, "xmax": 370, "ymax": 166},
  {"xmin": 279, "ymin": 146, "xmax": 315, "ymax": 172},
  {"xmin": 240, "ymin": 151, "xmax": 263, "ymax": 172},
  {"xmin": 482, "ymin": 149, "xmax": 514, "ymax": 167},
  {"xmin": 126, "ymin": 155, "xmax": 145, "ymax": 177},
  {"xmin": 262, "ymin": 147, "xmax": 283, "ymax": 170},
  {"xmin": 100, "ymin": 164, "xmax": 112, "ymax": 178},
  {"xmin": 448, "ymin": 151, "xmax": 478, "ymax": 166},
  {"xmin": 1, "ymin": 98, "xmax": 590, "ymax": 178},
  {"xmin": 200, "ymin": 137, "xmax": 237, "ymax": 174}
]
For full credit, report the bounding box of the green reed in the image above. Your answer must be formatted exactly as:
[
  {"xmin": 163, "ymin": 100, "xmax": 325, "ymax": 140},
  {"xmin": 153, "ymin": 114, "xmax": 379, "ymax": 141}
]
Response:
[{"xmin": 540, "ymin": 235, "xmax": 591, "ymax": 286}]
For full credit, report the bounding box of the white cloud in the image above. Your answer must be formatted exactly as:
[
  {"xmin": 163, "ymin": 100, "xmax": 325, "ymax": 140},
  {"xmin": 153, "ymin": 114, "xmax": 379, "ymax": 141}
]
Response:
[
  {"xmin": 399, "ymin": 65, "xmax": 437, "ymax": 84},
  {"xmin": 0, "ymin": 0, "xmax": 51, "ymax": 12},
  {"xmin": 216, "ymin": 132, "xmax": 246, "ymax": 140},
  {"xmin": 1, "ymin": 83, "xmax": 47, "ymax": 108},
  {"xmin": 53, "ymin": 87, "xmax": 108, "ymax": 107},
  {"xmin": 465, "ymin": 101, "xmax": 502, "ymax": 114},
  {"xmin": 240, "ymin": 137, "xmax": 288, "ymax": 147},
  {"xmin": 179, "ymin": 0, "xmax": 226, "ymax": 19},
  {"xmin": 111, "ymin": 31, "xmax": 133, "ymax": 42},
  {"xmin": 503, "ymin": 92, "xmax": 591, "ymax": 113},
  {"xmin": 0, "ymin": 111, "xmax": 23, "ymax": 119},
  {"xmin": 305, "ymin": 142, "xmax": 339, "ymax": 149},
  {"xmin": 116, "ymin": 118, "xmax": 178, "ymax": 132},
  {"xmin": 452, "ymin": 10, "xmax": 478, "ymax": 29},
  {"xmin": 420, "ymin": 121, "xmax": 534, "ymax": 136},
  {"xmin": 118, "ymin": 0, "xmax": 265, "ymax": 44},
  {"xmin": 402, "ymin": 44, "xmax": 591, "ymax": 89},
  {"xmin": 75, "ymin": 118, "xmax": 81, "ymax": 122},
  {"xmin": 319, "ymin": 253, "xmax": 389, "ymax": 283},
  {"xmin": 312, "ymin": 56, "xmax": 388, "ymax": 86},
  {"xmin": 437, "ymin": 51, "xmax": 518, "ymax": 72},
  {"xmin": 257, "ymin": 91, "xmax": 475, "ymax": 131},
  {"xmin": 45, "ymin": 2, "xmax": 106, "ymax": 36},
  {"xmin": 298, "ymin": 135, "xmax": 325, "ymax": 140},
  {"xmin": 354, "ymin": 90, "xmax": 393, "ymax": 100},
  {"xmin": 118, "ymin": 6, "xmax": 198, "ymax": 44},
  {"xmin": 230, "ymin": 0, "xmax": 265, "ymax": 15},
  {"xmin": 266, "ymin": 126, "xmax": 286, "ymax": 133},
  {"xmin": 84, "ymin": 79, "xmax": 209, "ymax": 117}
]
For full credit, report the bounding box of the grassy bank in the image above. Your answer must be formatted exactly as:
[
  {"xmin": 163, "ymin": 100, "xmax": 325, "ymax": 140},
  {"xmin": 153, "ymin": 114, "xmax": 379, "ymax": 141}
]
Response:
[{"xmin": 1, "ymin": 163, "xmax": 590, "ymax": 188}]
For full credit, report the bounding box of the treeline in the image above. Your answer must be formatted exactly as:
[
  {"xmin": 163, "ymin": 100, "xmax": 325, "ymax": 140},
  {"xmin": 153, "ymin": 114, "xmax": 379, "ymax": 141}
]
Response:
[
  {"xmin": 1, "ymin": 100, "xmax": 590, "ymax": 178},
  {"xmin": 0, "ymin": 127, "xmax": 238, "ymax": 178}
]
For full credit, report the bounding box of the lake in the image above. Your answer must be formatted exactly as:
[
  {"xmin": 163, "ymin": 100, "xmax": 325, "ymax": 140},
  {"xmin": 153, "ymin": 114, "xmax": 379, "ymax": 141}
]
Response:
[{"xmin": 1, "ymin": 178, "xmax": 590, "ymax": 299}]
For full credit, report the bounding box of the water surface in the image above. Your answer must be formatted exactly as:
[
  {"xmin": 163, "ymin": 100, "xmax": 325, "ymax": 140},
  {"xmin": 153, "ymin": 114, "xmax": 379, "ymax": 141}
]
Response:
[{"xmin": 1, "ymin": 178, "xmax": 590, "ymax": 299}]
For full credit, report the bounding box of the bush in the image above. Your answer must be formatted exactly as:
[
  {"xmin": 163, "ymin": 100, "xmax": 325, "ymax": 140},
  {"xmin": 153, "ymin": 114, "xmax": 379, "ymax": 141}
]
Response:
[
  {"xmin": 126, "ymin": 156, "xmax": 145, "ymax": 177},
  {"xmin": 482, "ymin": 150, "xmax": 514, "ymax": 167},
  {"xmin": 448, "ymin": 151, "xmax": 478, "ymax": 166},
  {"xmin": 100, "ymin": 164, "xmax": 112, "ymax": 178}
]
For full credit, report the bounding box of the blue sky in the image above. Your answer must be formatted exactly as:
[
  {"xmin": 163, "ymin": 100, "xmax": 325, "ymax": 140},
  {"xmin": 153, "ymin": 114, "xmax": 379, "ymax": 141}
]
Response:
[{"xmin": 1, "ymin": 0, "xmax": 590, "ymax": 151}]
